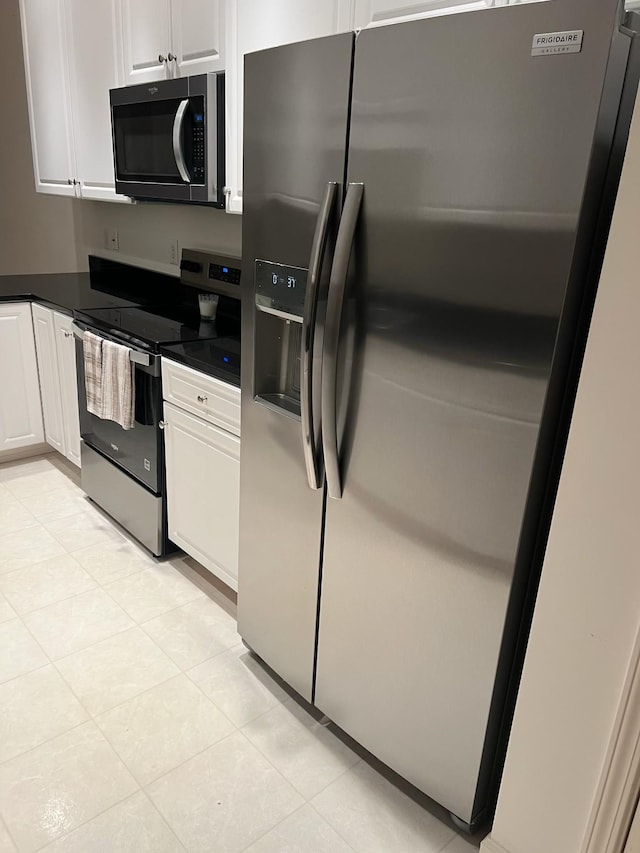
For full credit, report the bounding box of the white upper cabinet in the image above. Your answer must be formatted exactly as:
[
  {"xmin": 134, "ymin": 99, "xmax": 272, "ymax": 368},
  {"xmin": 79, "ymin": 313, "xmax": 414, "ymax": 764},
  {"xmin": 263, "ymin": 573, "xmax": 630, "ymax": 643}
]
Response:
[
  {"xmin": 225, "ymin": 0, "xmax": 353, "ymax": 214},
  {"xmin": 66, "ymin": 0, "xmax": 123, "ymax": 201},
  {"xmin": 120, "ymin": 0, "xmax": 223, "ymax": 85},
  {"xmin": 0, "ymin": 304, "xmax": 44, "ymax": 453},
  {"xmin": 172, "ymin": 0, "xmax": 225, "ymax": 77},
  {"xmin": 353, "ymin": 0, "xmax": 492, "ymax": 28},
  {"xmin": 20, "ymin": 0, "xmax": 76, "ymax": 195},
  {"xmin": 120, "ymin": 0, "xmax": 171, "ymax": 84},
  {"xmin": 19, "ymin": 0, "xmax": 124, "ymax": 201}
]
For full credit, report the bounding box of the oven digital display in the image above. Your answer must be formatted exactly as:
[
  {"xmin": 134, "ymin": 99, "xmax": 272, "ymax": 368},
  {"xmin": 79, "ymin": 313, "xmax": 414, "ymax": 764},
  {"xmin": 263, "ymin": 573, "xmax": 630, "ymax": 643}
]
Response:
[{"xmin": 255, "ymin": 260, "xmax": 308, "ymax": 319}]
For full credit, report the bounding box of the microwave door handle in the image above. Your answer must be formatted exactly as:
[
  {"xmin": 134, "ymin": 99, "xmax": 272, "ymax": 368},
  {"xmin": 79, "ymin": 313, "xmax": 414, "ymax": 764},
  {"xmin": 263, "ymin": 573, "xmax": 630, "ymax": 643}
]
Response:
[{"xmin": 172, "ymin": 99, "xmax": 191, "ymax": 183}]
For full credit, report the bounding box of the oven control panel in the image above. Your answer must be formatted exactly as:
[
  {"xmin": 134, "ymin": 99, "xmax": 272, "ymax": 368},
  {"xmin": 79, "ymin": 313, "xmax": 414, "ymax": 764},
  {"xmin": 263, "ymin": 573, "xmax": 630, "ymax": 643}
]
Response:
[
  {"xmin": 209, "ymin": 262, "xmax": 241, "ymax": 286},
  {"xmin": 180, "ymin": 249, "xmax": 242, "ymax": 299}
]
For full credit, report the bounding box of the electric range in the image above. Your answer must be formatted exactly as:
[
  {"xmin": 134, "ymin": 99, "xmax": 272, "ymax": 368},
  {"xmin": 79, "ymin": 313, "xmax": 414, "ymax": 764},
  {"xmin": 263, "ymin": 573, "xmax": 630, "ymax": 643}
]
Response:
[{"xmin": 72, "ymin": 250, "xmax": 242, "ymax": 556}]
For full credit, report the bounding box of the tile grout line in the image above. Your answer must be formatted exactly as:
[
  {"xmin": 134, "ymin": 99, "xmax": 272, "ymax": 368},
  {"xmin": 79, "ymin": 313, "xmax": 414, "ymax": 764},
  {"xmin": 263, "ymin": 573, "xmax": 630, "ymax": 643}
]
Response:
[
  {"xmin": 144, "ymin": 725, "xmax": 300, "ymax": 799},
  {"xmin": 1, "ymin": 655, "xmax": 155, "ymax": 851},
  {"xmin": 136, "ymin": 617, "xmax": 233, "ymax": 673},
  {"xmin": 5, "ymin": 479, "xmax": 86, "ymax": 523},
  {"xmin": 234, "ymin": 716, "xmax": 363, "ymax": 827},
  {"xmin": 307, "ymin": 800, "xmax": 360, "ymax": 852},
  {"xmin": 0, "ymin": 556, "xmax": 99, "ymax": 620},
  {"xmin": 0, "ymin": 809, "xmax": 21, "ymax": 853},
  {"xmin": 4, "ymin": 459, "xmax": 376, "ymax": 853},
  {"xmin": 28, "ymin": 790, "xmax": 159, "ymax": 853},
  {"xmin": 105, "ymin": 672, "xmax": 242, "ymax": 786},
  {"xmin": 99, "ymin": 574, "xmax": 204, "ymax": 625}
]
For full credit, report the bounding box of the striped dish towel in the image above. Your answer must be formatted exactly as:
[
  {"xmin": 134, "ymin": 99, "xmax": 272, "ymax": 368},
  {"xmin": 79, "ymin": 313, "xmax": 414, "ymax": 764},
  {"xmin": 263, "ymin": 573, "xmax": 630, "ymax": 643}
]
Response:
[
  {"xmin": 101, "ymin": 339, "xmax": 136, "ymax": 430},
  {"xmin": 83, "ymin": 331, "xmax": 104, "ymax": 418}
]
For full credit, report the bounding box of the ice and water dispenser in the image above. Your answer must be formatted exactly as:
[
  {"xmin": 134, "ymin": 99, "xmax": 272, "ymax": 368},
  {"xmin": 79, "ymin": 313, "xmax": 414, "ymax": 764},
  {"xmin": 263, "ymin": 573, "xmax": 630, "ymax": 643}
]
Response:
[{"xmin": 253, "ymin": 260, "xmax": 309, "ymax": 417}]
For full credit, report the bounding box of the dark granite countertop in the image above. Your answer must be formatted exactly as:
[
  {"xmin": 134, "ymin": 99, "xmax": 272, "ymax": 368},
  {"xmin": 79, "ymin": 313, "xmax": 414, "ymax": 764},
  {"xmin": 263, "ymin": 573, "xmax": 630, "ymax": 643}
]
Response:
[
  {"xmin": 0, "ymin": 270, "xmax": 142, "ymax": 314},
  {"xmin": 0, "ymin": 256, "xmax": 197, "ymax": 317},
  {"xmin": 1, "ymin": 257, "xmax": 241, "ymax": 386}
]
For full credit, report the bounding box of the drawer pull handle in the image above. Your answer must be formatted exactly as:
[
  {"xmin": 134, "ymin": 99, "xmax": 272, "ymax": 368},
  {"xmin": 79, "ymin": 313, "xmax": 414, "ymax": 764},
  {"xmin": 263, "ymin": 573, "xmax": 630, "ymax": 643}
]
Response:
[
  {"xmin": 63, "ymin": 330, "xmax": 73, "ymax": 338},
  {"xmin": 159, "ymin": 421, "xmax": 168, "ymax": 430},
  {"xmin": 197, "ymin": 395, "xmax": 208, "ymax": 404}
]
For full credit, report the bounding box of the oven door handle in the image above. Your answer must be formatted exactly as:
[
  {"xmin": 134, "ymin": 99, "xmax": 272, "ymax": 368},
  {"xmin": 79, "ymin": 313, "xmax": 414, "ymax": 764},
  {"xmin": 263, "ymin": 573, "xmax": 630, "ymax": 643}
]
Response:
[
  {"xmin": 71, "ymin": 322, "xmax": 153, "ymax": 368},
  {"xmin": 173, "ymin": 99, "xmax": 191, "ymax": 184}
]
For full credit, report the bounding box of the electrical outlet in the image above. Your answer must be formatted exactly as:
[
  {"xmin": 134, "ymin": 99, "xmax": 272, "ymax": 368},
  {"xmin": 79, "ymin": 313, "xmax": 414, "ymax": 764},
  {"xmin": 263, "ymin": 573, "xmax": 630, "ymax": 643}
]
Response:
[
  {"xmin": 170, "ymin": 239, "xmax": 179, "ymax": 266},
  {"xmin": 106, "ymin": 228, "xmax": 119, "ymax": 251}
]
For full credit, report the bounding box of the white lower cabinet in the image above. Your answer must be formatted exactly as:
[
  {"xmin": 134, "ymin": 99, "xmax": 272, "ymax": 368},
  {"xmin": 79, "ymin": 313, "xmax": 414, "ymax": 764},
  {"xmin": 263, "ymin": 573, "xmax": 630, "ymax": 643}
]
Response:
[
  {"xmin": 32, "ymin": 304, "xmax": 81, "ymax": 467},
  {"xmin": 32, "ymin": 304, "xmax": 66, "ymax": 455},
  {"xmin": 53, "ymin": 313, "xmax": 82, "ymax": 467},
  {"xmin": 162, "ymin": 359, "xmax": 241, "ymax": 590},
  {"xmin": 0, "ymin": 304, "xmax": 44, "ymax": 452}
]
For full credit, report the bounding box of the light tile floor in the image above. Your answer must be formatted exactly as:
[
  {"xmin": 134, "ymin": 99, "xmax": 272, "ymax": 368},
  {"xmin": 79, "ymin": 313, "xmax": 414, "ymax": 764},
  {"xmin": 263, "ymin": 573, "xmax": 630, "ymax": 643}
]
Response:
[{"xmin": 0, "ymin": 454, "xmax": 486, "ymax": 853}]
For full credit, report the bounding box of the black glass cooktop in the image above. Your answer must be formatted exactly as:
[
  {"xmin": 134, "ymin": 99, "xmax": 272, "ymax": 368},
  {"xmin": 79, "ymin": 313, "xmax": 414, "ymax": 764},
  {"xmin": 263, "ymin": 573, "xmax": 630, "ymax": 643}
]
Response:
[
  {"xmin": 75, "ymin": 301, "xmax": 242, "ymax": 386},
  {"xmin": 160, "ymin": 336, "xmax": 241, "ymax": 387},
  {"xmin": 74, "ymin": 306, "xmax": 208, "ymax": 349}
]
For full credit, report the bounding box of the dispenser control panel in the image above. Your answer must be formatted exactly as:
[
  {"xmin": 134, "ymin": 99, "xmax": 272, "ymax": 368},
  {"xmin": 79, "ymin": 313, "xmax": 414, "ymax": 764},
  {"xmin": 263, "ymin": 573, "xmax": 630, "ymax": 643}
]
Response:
[{"xmin": 255, "ymin": 260, "xmax": 308, "ymax": 321}]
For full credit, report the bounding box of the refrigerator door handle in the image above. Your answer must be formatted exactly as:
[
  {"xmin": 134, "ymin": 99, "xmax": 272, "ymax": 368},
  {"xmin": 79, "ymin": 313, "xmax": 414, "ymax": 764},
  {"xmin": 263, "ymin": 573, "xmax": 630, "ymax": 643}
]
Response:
[
  {"xmin": 302, "ymin": 181, "xmax": 338, "ymax": 490},
  {"xmin": 322, "ymin": 182, "xmax": 364, "ymax": 500}
]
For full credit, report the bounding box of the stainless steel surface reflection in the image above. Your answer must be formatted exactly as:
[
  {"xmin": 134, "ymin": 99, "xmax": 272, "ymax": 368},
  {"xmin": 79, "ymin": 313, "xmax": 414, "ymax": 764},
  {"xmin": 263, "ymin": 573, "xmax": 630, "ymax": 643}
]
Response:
[
  {"xmin": 239, "ymin": 0, "xmax": 637, "ymax": 829},
  {"xmin": 238, "ymin": 34, "xmax": 355, "ymax": 702}
]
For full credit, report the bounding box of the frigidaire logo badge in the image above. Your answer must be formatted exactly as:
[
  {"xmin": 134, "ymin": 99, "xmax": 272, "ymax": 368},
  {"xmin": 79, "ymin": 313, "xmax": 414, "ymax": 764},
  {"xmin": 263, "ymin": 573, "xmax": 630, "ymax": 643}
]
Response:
[
  {"xmin": 148, "ymin": 86, "xmax": 159, "ymax": 95},
  {"xmin": 532, "ymin": 30, "xmax": 584, "ymax": 57}
]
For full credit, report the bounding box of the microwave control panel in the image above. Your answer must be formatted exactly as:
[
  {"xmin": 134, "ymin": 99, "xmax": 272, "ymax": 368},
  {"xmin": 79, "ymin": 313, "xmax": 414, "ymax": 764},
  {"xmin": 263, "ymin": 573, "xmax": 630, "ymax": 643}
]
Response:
[
  {"xmin": 255, "ymin": 260, "xmax": 308, "ymax": 322},
  {"xmin": 192, "ymin": 110, "xmax": 205, "ymax": 184}
]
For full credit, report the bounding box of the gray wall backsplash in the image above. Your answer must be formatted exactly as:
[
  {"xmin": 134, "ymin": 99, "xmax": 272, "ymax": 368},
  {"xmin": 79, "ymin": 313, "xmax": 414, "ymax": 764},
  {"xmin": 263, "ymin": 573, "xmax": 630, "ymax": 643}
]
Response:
[{"xmin": 80, "ymin": 201, "xmax": 242, "ymax": 277}]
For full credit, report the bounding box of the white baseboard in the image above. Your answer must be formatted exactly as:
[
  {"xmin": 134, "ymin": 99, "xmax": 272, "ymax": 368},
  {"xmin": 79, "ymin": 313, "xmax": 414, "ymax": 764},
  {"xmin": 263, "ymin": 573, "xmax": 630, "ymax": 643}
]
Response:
[
  {"xmin": 0, "ymin": 444, "xmax": 52, "ymax": 464},
  {"xmin": 480, "ymin": 837, "xmax": 513, "ymax": 853}
]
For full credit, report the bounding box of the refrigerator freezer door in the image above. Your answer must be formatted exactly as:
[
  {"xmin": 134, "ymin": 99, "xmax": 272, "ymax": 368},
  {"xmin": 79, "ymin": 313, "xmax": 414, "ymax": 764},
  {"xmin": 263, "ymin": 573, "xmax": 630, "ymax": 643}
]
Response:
[
  {"xmin": 315, "ymin": 0, "xmax": 628, "ymax": 824},
  {"xmin": 238, "ymin": 34, "xmax": 355, "ymax": 701}
]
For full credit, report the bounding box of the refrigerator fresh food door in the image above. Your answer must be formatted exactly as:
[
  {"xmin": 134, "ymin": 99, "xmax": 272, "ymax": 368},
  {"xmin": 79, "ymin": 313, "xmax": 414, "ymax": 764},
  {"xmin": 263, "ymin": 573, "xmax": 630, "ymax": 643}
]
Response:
[
  {"xmin": 238, "ymin": 33, "xmax": 355, "ymax": 701},
  {"xmin": 315, "ymin": 0, "xmax": 631, "ymax": 826}
]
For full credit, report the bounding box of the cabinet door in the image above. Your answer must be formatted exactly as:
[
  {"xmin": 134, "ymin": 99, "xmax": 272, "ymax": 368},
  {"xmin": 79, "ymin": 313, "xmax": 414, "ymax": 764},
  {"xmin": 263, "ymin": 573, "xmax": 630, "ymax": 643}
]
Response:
[
  {"xmin": 0, "ymin": 304, "xmax": 44, "ymax": 452},
  {"xmin": 66, "ymin": 0, "xmax": 125, "ymax": 202},
  {"xmin": 53, "ymin": 313, "xmax": 81, "ymax": 468},
  {"xmin": 171, "ymin": 0, "xmax": 224, "ymax": 77},
  {"xmin": 119, "ymin": 0, "xmax": 171, "ymax": 85},
  {"xmin": 225, "ymin": 0, "xmax": 352, "ymax": 213},
  {"xmin": 32, "ymin": 305, "xmax": 65, "ymax": 456},
  {"xmin": 353, "ymin": 0, "xmax": 489, "ymax": 29},
  {"xmin": 19, "ymin": 0, "xmax": 76, "ymax": 195},
  {"xmin": 164, "ymin": 402, "xmax": 240, "ymax": 591}
]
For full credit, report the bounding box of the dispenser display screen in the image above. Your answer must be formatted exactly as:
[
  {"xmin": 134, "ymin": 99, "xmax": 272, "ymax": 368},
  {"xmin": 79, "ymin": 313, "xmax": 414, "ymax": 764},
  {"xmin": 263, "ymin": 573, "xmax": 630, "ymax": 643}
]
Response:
[{"xmin": 255, "ymin": 260, "xmax": 308, "ymax": 320}]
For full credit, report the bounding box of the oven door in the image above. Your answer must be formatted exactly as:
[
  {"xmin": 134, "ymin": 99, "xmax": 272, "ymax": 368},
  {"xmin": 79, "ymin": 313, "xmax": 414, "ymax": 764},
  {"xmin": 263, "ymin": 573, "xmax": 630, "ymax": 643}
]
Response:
[{"xmin": 73, "ymin": 324, "xmax": 163, "ymax": 494}]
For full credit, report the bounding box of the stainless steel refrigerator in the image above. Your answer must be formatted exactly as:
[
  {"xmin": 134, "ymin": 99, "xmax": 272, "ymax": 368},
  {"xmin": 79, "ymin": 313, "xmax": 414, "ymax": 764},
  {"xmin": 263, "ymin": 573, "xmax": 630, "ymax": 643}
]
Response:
[{"xmin": 238, "ymin": 0, "xmax": 639, "ymax": 830}]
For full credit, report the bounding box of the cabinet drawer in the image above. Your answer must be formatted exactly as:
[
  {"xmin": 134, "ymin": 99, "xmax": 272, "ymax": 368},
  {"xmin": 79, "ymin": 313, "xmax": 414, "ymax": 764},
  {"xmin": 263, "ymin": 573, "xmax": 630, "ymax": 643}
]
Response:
[{"xmin": 161, "ymin": 358, "xmax": 241, "ymax": 436}]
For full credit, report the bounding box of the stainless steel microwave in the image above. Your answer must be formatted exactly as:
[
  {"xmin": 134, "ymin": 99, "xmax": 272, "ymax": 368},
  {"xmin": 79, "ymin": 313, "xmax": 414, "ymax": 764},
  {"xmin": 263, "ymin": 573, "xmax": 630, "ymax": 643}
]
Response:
[{"xmin": 110, "ymin": 73, "xmax": 225, "ymax": 206}]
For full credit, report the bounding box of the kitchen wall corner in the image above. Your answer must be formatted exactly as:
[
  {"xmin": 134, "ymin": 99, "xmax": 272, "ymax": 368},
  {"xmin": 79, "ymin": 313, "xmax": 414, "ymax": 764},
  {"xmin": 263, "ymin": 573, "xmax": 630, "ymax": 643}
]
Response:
[
  {"xmin": 0, "ymin": 0, "xmax": 85, "ymax": 276},
  {"xmin": 484, "ymin": 84, "xmax": 640, "ymax": 853}
]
